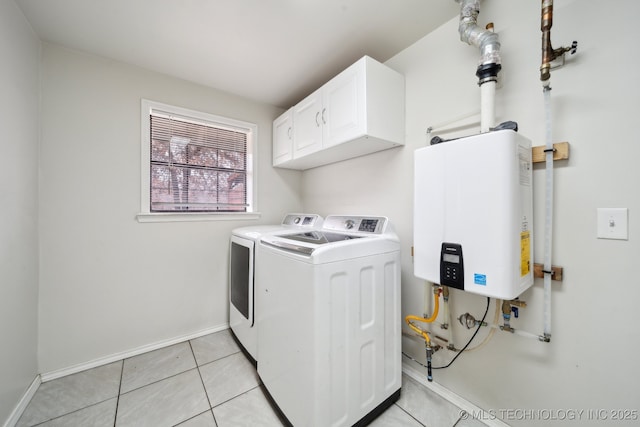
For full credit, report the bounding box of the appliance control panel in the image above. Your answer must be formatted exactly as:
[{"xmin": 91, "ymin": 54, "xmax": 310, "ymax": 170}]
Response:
[
  {"xmin": 440, "ymin": 242, "xmax": 464, "ymax": 290},
  {"xmin": 282, "ymin": 214, "xmax": 323, "ymax": 227},
  {"xmin": 323, "ymin": 215, "xmax": 388, "ymax": 234}
]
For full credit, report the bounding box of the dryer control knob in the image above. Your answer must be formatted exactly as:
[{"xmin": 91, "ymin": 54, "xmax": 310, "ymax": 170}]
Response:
[
  {"xmin": 294, "ymin": 217, "xmax": 301, "ymax": 224},
  {"xmin": 345, "ymin": 219, "xmax": 355, "ymax": 230}
]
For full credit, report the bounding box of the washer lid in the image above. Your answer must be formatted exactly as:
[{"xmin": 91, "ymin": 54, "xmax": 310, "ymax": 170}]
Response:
[
  {"xmin": 261, "ymin": 232, "xmax": 365, "ymax": 256},
  {"xmin": 280, "ymin": 231, "xmax": 363, "ymax": 245},
  {"xmin": 260, "ymin": 215, "xmax": 399, "ymax": 262},
  {"xmin": 231, "ymin": 213, "xmax": 324, "ymax": 240}
]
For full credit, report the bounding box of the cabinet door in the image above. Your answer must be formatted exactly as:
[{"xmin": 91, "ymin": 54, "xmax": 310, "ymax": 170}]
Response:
[
  {"xmin": 292, "ymin": 89, "xmax": 323, "ymax": 158},
  {"xmin": 273, "ymin": 109, "xmax": 293, "ymax": 166},
  {"xmin": 322, "ymin": 60, "xmax": 365, "ymax": 148}
]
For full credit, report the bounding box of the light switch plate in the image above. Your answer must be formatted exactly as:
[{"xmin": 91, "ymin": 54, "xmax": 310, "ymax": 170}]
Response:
[{"xmin": 597, "ymin": 208, "xmax": 628, "ymax": 240}]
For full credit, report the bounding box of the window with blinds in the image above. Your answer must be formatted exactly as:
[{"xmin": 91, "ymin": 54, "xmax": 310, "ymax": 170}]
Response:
[{"xmin": 144, "ymin": 102, "xmax": 255, "ymax": 213}]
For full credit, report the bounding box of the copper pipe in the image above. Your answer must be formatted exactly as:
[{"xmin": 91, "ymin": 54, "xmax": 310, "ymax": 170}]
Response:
[
  {"xmin": 540, "ymin": 0, "xmax": 576, "ymax": 82},
  {"xmin": 540, "ymin": 0, "xmax": 554, "ymax": 82}
]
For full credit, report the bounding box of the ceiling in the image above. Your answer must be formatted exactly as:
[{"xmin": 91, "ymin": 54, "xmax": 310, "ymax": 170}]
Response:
[{"xmin": 16, "ymin": 0, "xmax": 459, "ymax": 108}]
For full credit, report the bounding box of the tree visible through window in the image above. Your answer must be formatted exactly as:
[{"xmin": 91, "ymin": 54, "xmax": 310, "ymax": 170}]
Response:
[{"xmin": 149, "ymin": 111, "xmax": 250, "ymax": 212}]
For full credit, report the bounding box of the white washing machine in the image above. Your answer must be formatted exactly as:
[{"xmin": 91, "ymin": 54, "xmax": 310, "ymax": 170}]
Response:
[
  {"xmin": 229, "ymin": 213, "xmax": 323, "ymax": 363},
  {"xmin": 257, "ymin": 215, "xmax": 401, "ymax": 427}
]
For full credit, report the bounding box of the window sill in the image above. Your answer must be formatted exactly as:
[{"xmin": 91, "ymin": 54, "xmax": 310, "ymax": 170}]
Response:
[{"xmin": 136, "ymin": 212, "xmax": 261, "ymax": 223}]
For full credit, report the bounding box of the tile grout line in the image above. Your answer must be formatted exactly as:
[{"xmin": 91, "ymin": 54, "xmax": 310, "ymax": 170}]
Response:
[
  {"xmin": 28, "ymin": 397, "xmax": 118, "ymax": 427},
  {"xmin": 117, "ymin": 341, "xmax": 200, "ymax": 394},
  {"xmin": 25, "ymin": 362, "xmax": 124, "ymax": 427},
  {"xmin": 190, "ymin": 337, "xmax": 264, "ymax": 423},
  {"xmin": 170, "ymin": 409, "xmax": 214, "ymax": 427},
  {"xmin": 113, "ymin": 359, "xmax": 125, "ymax": 427},
  {"xmin": 195, "ymin": 349, "xmax": 243, "ymax": 371},
  {"xmin": 209, "ymin": 384, "xmax": 263, "ymax": 411},
  {"xmin": 117, "ymin": 365, "xmax": 201, "ymax": 396},
  {"xmin": 394, "ymin": 402, "xmax": 428, "ymax": 427},
  {"xmin": 188, "ymin": 339, "xmax": 216, "ymax": 425}
]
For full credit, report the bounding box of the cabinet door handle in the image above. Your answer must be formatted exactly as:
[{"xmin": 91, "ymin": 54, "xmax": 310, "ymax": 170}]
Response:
[
  {"xmin": 287, "ymin": 127, "xmax": 292, "ymax": 139},
  {"xmin": 315, "ymin": 111, "xmax": 321, "ymax": 127},
  {"xmin": 322, "ymin": 108, "xmax": 326, "ymax": 124}
]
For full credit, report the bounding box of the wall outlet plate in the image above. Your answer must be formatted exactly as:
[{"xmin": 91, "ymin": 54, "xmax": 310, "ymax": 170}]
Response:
[{"xmin": 597, "ymin": 208, "xmax": 628, "ymax": 240}]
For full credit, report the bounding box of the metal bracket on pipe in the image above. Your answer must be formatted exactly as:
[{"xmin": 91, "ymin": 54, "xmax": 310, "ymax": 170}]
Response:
[{"xmin": 538, "ymin": 333, "xmax": 552, "ymax": 343}]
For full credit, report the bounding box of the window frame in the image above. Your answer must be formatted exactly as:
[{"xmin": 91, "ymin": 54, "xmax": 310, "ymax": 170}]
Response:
[{"xmin": 137, "ymin": 99, "xmax": 260, "ymax": 222}]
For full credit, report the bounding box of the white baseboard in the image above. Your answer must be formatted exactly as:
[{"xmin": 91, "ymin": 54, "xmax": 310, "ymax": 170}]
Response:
[
  {"xmin": 3, "ymin": 375, "xmax": 41, "ymax": 427},
  {"xmin": 402, "ymin": 362, "xmax": 510, "ymax": 427},
  {"xmin": 40, "ymin": 323, "xmax": 229, "ymax": 383}
]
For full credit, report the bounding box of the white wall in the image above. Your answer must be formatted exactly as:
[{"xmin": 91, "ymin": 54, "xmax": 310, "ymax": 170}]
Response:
[
  {"xmin": 303, "ymin": 0, "xmax": 640, "ymax": 424},
  {"xmin": 0, "ymin": 0, "xmax": 40, "ymax": 422},
  {"xmin": 37, "ymin": 43, "xmax": 301, "ymax": 373}
]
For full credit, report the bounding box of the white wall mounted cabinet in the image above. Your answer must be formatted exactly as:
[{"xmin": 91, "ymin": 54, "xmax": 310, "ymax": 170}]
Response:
[
  {"xmin": 292, "ymin": 89, "xmax": 323, "ymax": 158},
  {"xmin": 273, "ymin": 56, "xmax": 405, "ymax": 170},
  {"xmin": 272, "ymin": 108, "xmax": 294, "ymax": 165}
]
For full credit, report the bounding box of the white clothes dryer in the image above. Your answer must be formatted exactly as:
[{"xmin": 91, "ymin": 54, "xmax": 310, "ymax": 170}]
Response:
[
  {"xmin": 257, "ymin": 215, "xmax": 401, "ymax": 426},
  {"xmin": 229, "ymin": 213, "xmax": 323, "ymax": 364}
]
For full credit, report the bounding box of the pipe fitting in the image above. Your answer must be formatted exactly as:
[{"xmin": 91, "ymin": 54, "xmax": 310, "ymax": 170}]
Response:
[
  {"xmin": 501, "ymin": 300, "xmax": 513, "ymax": 332},
  {"xmin": 540, "ymin": 0, "xmax": 578, "ymax": 82},
  {"xmin": 539, "ymin": 333, "xmax": 551, "ymax": 343},
  {"xmin": 501, "ymin": 300, "xmax": 512, "ymax": 316},
  {"xmin": 458, "ymin": 312, "xmax": 487, "ymax": 329},
  {"xmin": 509, "ymin": 299, "xmax": 527, "ymax": 308},
  {"xmin": 458, "ymin": 312, "xmax": 476, "ymax": 329},
  {"xmin": 476, "ymin": 63, "xmax": 501, "ymax": 86},
  {"xmin": 458, "ymin": 0, "xmax": 502, "ymax": 84},
  {"xmin": 425, "ymin": 344, "xmax": 433, "ymax": 382}
]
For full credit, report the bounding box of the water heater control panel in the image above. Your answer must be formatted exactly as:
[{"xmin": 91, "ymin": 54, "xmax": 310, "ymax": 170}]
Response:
[{"xmin": 440, "ymin": 243, "xmax": 464, "ymax": 289}]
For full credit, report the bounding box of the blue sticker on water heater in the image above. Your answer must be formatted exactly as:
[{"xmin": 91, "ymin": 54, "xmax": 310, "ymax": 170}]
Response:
[{"xmin": 474, "ymin": 274, "xmax": 487, "ymax": 286}]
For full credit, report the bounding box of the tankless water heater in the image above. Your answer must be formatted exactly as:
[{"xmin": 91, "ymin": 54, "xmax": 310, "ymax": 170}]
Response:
[{"xmin": 414, "ymin": 129, "xmax": 533, "ymax": 300}]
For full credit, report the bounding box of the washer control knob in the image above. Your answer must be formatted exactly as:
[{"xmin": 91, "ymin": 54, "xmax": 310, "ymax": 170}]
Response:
[
  {"xmin": 345, "ymin": 219, "xmax": 355, "ymax": 230},
  {"xmin": 294, "ymin": 217, "xmax": 301, "ymax": 224}
]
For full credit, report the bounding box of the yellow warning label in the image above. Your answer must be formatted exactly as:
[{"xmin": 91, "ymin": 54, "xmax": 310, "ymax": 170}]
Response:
[{"xmin": 520, "ymin": 231, "xmax": 531, "ymax": 276}]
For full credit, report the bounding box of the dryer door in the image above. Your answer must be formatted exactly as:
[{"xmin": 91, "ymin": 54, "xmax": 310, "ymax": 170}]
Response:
[{"xmin": 230, "ymin": 235, "xmax": 254, "ymax": 325}]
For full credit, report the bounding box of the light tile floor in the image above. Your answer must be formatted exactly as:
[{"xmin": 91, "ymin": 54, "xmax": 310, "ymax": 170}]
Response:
[{"xmin": 17, "ymin": 330, "xmax": 487, "ymax": 427}]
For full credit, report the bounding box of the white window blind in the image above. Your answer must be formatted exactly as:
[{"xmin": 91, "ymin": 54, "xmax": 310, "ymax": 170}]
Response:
[{"xmin": 149, "ymin": 111, "xmax": 250, "ymax": 212}]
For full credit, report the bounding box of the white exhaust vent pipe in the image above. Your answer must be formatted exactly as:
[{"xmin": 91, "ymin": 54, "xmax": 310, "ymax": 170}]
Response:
[{"xmin": 457, "ymin": 0, "xmax": 501, "ymax": 132}]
